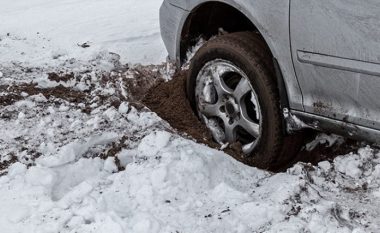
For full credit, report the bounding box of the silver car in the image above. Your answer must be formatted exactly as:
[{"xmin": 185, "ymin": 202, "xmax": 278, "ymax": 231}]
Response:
[{"xmin": 160, "ymin": 0, "xmax": 380, "ymax": 170}]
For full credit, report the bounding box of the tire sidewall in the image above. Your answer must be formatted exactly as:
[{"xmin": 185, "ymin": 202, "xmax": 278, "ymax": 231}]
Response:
[{"xmin": 187, "ymin": 39, "xmax": 283, "ymax": 167}]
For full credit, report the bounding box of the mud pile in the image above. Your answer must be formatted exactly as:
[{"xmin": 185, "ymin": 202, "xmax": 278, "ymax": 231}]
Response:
[
  {"xmin": 143, "ymin": 71, "xmax": 215, "ymax": 145},
  {"xmin": 143, "ymin": 71, "xmax": 246, "ymax": 160}
]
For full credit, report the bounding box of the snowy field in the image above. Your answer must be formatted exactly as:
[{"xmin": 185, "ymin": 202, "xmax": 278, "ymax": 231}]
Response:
[{"xmin": 0, "ymin": 0, "xmax": 379, "ymax": 232}]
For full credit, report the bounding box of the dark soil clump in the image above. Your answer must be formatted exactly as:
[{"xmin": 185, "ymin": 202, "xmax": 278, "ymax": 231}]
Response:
[
  {"xmin": 47, "ymin": 72, "xmax": 75, "ymax": 82},
  {"xmin": 0, "ymin": 83, "xmax": 88, "ymax": 107},
  {"xmin": 0, "ymin": 154, "xmax": 18, "ymax": 175},
  {"xmin": 0, "ymin": 88, "xmax": 23, "ymax": 107}
]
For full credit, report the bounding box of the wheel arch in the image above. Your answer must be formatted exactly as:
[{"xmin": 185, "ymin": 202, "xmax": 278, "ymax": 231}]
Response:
[
  {"xmin": 179, "ymin": 1, "xmax": 273, "ymax": 62},
  {"xmin": 177, "ymin": 1, "xmax": 291, "ymax": 109}
]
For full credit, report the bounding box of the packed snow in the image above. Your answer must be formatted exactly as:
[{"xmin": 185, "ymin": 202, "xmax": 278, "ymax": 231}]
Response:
[{"xmin": 0, "ymin": 0, "xmax": 379, "ymax": 232}]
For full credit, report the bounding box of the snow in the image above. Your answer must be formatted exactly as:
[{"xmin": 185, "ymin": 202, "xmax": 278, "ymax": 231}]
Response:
[
  {"xmin": 104, "ymin": 157, "xmax": 118, "ymax": 173},
  {"xmin": 0, "ymin": 134, "xmax": 378, "ymax": 232},
  {"xmin": 0, "ymin": 0, "xmax": 166, "ymax": 67},
  {"xmin": 0, "ymin": 0, "xmax": 379, "ymax": 232},
  {"xmin": 1, "ymin": 113, "xmax": 380, "ymax": 232}
]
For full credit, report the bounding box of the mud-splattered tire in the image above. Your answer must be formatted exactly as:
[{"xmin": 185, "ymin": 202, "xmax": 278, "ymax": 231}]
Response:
[{"xmin": 187, "ymin": 32, "xmax": 303, "ymax": 171}]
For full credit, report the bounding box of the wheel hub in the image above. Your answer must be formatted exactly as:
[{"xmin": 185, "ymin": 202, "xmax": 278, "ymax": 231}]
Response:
[
  {"xmin": 195, "ymin": 60, "xmax": 262, "ymax": 155},
  {"xmin": 223, "ymin": 96, "xmax": 239, "ymax": 120},
  {"xmin": 225, "ymin": 102, "xmax": 236, "ymax": 116}
]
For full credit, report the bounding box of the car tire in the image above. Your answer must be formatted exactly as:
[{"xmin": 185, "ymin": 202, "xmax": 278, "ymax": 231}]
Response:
[{"xmin": 187, "ymin": 32, "xmax": 303, "ymax": 171}]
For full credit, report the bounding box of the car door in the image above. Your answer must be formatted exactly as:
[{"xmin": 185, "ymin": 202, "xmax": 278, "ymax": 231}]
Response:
[{"xmin": 290, "ymin": 0, "xmax": 380, "ymax": 130}]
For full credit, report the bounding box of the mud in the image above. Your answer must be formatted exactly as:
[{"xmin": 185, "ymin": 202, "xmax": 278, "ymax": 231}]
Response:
[
  {"xmin": 0, "ymin": 83, "xmax": 88, "ymax": 107},
  {"xmin": 143, "ymin": 70, "xmax": 244, "ymax": 159},
  {"xmin": 0, "ymin": 90, "xmax": 23, "ymax": 107},
  {"xmin": 47, "ymin": 72, "xmax": 75, "ymax": 82},
  {"xmin": 121, "ymin": 65, "xmax": 164, "ymax": 102},
  {"xmin": 143, "ymin": 71, "xmax": 213, "ymax": 144}
]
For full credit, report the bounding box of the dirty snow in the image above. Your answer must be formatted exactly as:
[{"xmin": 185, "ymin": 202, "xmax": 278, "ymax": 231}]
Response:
[{"xmin": 0, "ymin": 0, "xmax": 379, "ymax": 233}]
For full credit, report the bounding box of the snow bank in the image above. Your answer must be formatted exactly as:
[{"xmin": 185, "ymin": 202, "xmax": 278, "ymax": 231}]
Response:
[{"xmin": 0, "ymin": 127, "xmax": 379, "ymax": 232}]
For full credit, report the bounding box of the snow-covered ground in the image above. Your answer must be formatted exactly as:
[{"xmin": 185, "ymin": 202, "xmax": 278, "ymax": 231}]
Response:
[
  {"xmin": 0, "ymin": 0, "xmax": 166, "ymax": 66},
  {"xmin": 0, "ymin": 1, "xmax": 380, "ymax": 233}
]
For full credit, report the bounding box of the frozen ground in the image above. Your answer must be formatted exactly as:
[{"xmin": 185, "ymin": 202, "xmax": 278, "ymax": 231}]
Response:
[{"xmin": 0, "ymin": 1, "xmax": 380, "ymax": 233}]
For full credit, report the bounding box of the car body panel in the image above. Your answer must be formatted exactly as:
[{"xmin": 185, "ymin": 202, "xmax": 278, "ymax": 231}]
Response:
[
  {"xmin": 159, "ymin": 1, "xmax": 189, "ymax": 63},
  {"xmin": 290, "ymin": 0, "xmax": 380, "ymax": 130},
  {"xmin": 161, "ymin": 0, "xmax": 304, "ymax": 111},
  {"xmin": 160, "ymin": 0, "xmax": 380, "ymax": 143}
]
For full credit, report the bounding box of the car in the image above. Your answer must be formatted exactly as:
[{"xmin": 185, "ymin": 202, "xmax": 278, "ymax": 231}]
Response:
[{"xmin": 159, "ymin": 0, "xmax": 380, "ymax": 170}]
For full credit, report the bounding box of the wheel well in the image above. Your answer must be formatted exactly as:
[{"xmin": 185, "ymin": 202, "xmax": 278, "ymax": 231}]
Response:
[
  {"xmin": 180, "ymin": 2, "xmax": 269, "ymax": 63},
  {"xmin": 180, "ymin": 2, "xmax": 290, "ymax": 110}
]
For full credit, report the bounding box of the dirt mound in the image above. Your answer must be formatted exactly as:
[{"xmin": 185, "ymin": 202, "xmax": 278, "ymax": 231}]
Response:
[{"xmin": 143, "ymin": 70, "xmax": 245, "ymax": 160}]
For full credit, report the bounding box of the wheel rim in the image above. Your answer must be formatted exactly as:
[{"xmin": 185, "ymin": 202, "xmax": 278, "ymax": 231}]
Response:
[{"xmin": 195, "ymin": 59, "xmax": 262, "ymax": 155}]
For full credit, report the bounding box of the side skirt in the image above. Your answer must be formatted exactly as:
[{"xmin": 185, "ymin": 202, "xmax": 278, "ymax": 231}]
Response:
[{"xmin": 290, "ymin": 110, "xmax": 380, "ymax": 144}]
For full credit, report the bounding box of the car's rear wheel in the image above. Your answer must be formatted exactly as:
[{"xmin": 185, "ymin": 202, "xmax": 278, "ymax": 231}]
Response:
[{"xmin": 187, "ymin": 32, "xmax": 303, "ymax": 171}]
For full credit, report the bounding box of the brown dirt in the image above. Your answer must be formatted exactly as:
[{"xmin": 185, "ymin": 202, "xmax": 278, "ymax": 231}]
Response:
[
  {"xmin": 143, "ymin": 70, "xmax": 245, "ymax": 159},
  {"xmin": 0, "ymin": 154, "xmax": 18, "ymax": 175},
  {"xmin": 122, "ymin": 65, "xmax": 164, "ymax": 102},
  {"xmin": 0, "ymin": 83, "xmax": 88, "ymax": 107},
  {"xmin": 47, "ymin": 72, "xmax": 75, "ymax": 82},
  {"xmin": 0, "ymin": 89, "xmax": 23, "ymax": 107}
]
